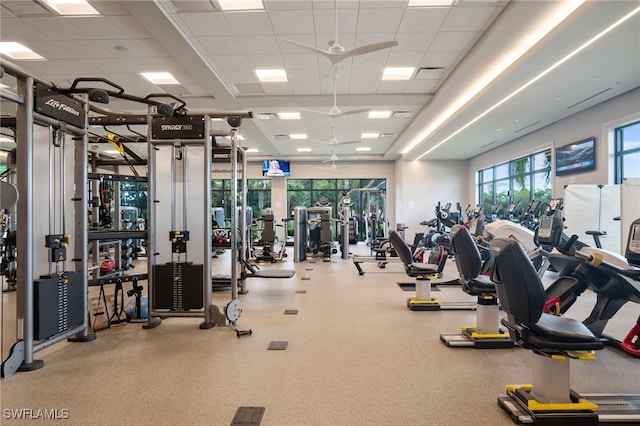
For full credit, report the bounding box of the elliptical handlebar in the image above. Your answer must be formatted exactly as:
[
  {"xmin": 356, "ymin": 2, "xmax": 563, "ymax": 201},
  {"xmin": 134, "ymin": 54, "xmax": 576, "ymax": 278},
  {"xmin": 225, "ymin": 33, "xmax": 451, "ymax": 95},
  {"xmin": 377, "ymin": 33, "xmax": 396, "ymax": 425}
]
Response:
[{"xmin": 559, "ymin": 234, "xmax": 640, "ymax": 281}]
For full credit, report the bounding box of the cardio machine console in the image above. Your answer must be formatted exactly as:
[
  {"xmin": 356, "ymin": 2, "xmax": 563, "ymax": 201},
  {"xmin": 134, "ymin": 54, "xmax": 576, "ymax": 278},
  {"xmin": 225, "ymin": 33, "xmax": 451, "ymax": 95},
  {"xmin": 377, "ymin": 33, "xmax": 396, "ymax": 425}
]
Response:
[{"xmin": 625, "ymin": 219, "xmax": 640, "ymax": 266}]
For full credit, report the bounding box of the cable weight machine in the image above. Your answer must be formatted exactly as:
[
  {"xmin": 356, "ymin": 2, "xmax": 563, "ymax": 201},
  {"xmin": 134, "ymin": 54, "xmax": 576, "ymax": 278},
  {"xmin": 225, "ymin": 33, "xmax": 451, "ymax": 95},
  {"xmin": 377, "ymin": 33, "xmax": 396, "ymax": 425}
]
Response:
[{"xmin": 144, "ymin": 110, "xmax": 252, "ymax": 336}]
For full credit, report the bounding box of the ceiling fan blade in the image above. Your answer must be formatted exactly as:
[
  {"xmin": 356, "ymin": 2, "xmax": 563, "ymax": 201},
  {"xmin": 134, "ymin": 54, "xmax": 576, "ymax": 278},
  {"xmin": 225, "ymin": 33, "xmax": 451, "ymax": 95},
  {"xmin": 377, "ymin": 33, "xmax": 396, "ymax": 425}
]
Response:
[
  {"xmin": 302, "ymin": 108, "xmax": 336, "ymax": 117},
  {"xmin": 330, "ymin": 140, "xmax": 360, "ymax": 145},
  {"xmin": 330, "ymin": 108, "xmax": 372, "ymax": 118},
  {"xmin": 281, "ymin": 38, "xmax": 334, "ymax": 61},
  {"xmin": 341, "ymin": 40, "xmax": 399, "ymax": 60}
]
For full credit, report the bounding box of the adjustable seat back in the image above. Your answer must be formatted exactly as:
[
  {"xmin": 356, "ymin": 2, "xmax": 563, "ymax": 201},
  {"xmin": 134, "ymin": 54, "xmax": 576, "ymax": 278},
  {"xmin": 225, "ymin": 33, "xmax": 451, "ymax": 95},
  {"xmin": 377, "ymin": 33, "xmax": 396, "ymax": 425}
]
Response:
[
  {"xmin": 451, "ymin": 225, "xmax": 494, "ymax": 295},
  {"xmin": 389, "ymin": 230, "xmax": 413, "ymax": 267},
  {"xmin": 490, "ymin": 238, "xmax": 544, "ymax": 327},
  {"xmin": 260, "ymin": 214, "xmax": 276, "ymax": 244},
  {"xmin": 451, "ymin": 225, "xmax": 481, "ymax": 281}
]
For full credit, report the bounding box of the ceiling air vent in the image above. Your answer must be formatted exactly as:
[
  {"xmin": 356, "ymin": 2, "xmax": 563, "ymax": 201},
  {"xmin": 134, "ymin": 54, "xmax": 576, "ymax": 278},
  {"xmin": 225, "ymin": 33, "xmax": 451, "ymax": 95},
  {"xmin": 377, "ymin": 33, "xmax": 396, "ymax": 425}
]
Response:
[
  {"xmin": 513, "ymin": 121, "xmax": 540, "ymax": 134},
  {"xmin": 392, "ymin": 111, "xmax": 413, "ymax": 118},
  {"xmin": 415, "ymin": 67, "xmax": 445, "ymax": 80},
  {"xmin": 273, "ymin": 134, "xmax": 290, "ymax": 140},
  {"xmin": 566, "ymin": 88, "xmax": 612, "ymax": 110}
]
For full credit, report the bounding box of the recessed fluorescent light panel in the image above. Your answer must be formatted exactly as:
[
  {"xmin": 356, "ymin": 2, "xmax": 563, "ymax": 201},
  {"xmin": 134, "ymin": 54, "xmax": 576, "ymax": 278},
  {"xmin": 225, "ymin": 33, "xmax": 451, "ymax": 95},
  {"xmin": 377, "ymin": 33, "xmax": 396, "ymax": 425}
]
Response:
[
  {"xmin": 296, "ymin": 147, "xmax": 312, "ymax": 153},
  {"xmin": 289, "ymin": 133, "xmax": 307, "ymax": 140},
  {"xmin": 356, "ymin": 147, "xmax": 372, "ymax": 152},
  {"xmin": 278, "ymin": 112, "xmax": 300, "ymax": 120},
  {"xmin": 0, "ymin": 42, "xmax": 44, "ymax": 60},
  {"xmin": 246, "ymin": 148, "xmax": 259, "ymax": 153},
  {"xmin": 361, "ymin": 133, "xmax": 379, "ymax": 139},
  {"xmin": 256, "ymin": 69, "xmax": 287, "ymax": 82},
  {"xmin": 368, "ymin": 111, "xmax": 391, "ymax": 119},
  {"xmin": 140, "ymin": 72, "xmax": 180, "ymax": 85},
  {"xmin": 408, "ymin": 0, "xmax": 453, "ymax": 6},
  {"xmin": 43, "ymin": 0, "xmax": 100, "ymax": 15},
  {"xmin": 382, "ymin": 67, "xmax": 415, "ymax": 81},
  {"xmin": 217, "ymin": 0, "xmax": 264, "ymax": 11}
]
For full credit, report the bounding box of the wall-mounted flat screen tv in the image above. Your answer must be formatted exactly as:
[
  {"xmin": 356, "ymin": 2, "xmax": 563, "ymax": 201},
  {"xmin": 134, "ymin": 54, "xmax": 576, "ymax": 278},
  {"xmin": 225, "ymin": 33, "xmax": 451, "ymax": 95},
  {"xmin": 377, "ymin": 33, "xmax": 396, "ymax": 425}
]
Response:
[
  {"xmin": 555, "ymin": 137, "xmax": 596, "ymax": 176},
  {"xmin": 262, "ymin": 159, "xmax": 290, "ymax": 177}
]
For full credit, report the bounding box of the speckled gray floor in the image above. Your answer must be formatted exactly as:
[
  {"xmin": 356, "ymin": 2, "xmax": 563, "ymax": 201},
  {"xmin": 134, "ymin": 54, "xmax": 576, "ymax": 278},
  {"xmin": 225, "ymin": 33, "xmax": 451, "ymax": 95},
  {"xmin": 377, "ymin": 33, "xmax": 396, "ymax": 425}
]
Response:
[{"xmin": 1, "ymin": 244, "xmax": 638, "ymax": 426}]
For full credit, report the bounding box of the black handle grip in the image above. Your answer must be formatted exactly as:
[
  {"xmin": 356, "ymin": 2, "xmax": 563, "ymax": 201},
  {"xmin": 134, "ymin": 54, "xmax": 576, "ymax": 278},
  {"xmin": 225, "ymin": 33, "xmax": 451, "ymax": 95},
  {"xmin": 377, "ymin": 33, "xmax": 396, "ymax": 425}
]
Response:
[{"xmin": 559, "ymin": 234, "xmax": 579, "ymax": 255}]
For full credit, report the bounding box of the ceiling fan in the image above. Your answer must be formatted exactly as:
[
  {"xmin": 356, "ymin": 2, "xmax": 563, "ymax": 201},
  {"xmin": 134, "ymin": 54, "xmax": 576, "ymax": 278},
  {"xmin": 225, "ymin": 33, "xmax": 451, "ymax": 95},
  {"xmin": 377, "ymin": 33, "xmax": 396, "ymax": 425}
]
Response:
[
  {"xmin": 318, "ymin": 150, "xmax": 342, "ymax": 172},
  {"xmin": 311, "ymin": 121, "xmax": 360, "ymax": 146},
  {"xmin": 303, "ymin": 75, "xmax": 371, "ymax": 119},
  {"xmin": 281, "ymin": 0, "xmax": 398, "ymax": 67}
]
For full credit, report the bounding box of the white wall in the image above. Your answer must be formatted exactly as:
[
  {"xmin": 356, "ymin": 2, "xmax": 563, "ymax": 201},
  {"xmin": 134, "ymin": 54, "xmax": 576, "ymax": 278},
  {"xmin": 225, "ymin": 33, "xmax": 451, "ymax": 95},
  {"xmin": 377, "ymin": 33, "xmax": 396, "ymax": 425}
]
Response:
[
  {"xmin": 394, "ymin": 159, "xmax": 468, "ymax": 240},
  {"xmin": 468, "ymin": 87, "xmax": 640, "ymax": 202}
]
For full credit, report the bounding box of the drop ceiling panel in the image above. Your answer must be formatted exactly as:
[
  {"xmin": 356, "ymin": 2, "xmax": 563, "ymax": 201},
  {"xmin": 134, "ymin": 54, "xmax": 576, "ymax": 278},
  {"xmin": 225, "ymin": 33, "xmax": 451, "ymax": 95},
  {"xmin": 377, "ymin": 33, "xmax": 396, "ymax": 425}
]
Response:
[
  {"xmin": 197, "ymin": 36, "xmax": 243, "ymax": 55},
  {"xmin": 398, "ymin": 7, "xmax": 450, "ymax": 33},
  {"xmin": 236, "ymin": 35, "xmax": 281, "ymax": 54},
  {"xmin": 106, "ymin": 15, "xmax": 153, "ymax": 37},
  {"xmin": 282, "ymin": 53, "xmax": 320, "ymax": 70},
  {"xmin": 68, "ymin": 16, "xmax": 129, "ymax": 39},
  {"xmin": 58, "ymin": 40, "xmax": 113, "ymax": 59},
  {"xmin": 430, "ymin": 31, "xmax": 478, "ymax": 51},
  {"xmin": 0, "ymin": 18, "xmax": 49, "ymax": 41},
  {"xmin": 264, "ymin": 0, "xmax": 313, "ymax": 11},
  {"xmin": 394, "ymin": 32, "xmax": 437, "ymax": 52},
  {"xmin": 290, "ymin": 81, "xmax": 322, "ymax": 94},
  {"xmin": 441, "ymin": 6, "xmax": 500, "ymax": 32},
  {"xmin": 245, "ymin": 53, "xmax": 285, "ymax": 68},
  {"xmin": 91, "ymin": 1, "xmax": 134, "ymax": 16},
  {"xmin": 269, "ymin": 10, "xmax": 315, "ymax": 34},
  {"xmin": 356, "ymin": 8, "xmax": 404, "ymax": 33},
  {"xmin": 261, "ymin": 83, "xmax": 293, "ymax": 95},
  {"xmin": 21, "ymin": 17, "xmax": 89, "ymax": 40},
  {"xmin": 224, "ymin": 11, "xmax": 273, "ymax": 36},
  {"xmin": 419, "ymin": 50, "xmax": 461, "ymax": 67},
  {"xmin": 23, "ymin": 40, "xmax": 76, "ymax": 59},
  {"xmin": 287, "ymin": 68, "xmax": 321, "ymax": 83},
  {"xmin": 178, "ymin": 12, "xmax": 233, "ymax": 36},
  {"xmin": 313, "ymin": 8, "xmax": 358, "ymax": 35}
]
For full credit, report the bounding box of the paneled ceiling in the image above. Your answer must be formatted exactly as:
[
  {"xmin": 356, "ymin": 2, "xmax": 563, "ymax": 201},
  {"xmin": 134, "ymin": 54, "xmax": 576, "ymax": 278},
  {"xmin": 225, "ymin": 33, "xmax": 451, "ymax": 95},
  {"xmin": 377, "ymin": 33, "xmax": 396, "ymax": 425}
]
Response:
[{"xmin": 1, "ymin": 0, "xmax": 639, "ymax": 163}]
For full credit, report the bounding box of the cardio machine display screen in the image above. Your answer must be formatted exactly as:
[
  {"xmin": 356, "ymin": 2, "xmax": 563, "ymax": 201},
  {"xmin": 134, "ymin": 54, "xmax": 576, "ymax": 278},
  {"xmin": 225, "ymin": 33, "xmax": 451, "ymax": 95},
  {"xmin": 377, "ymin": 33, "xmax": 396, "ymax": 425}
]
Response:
[
  {"xmin": 630, "ymin": 224, "xmax": 640, "ymax": 253},
  {"xmin": 537, "ymin": 217, "xmax": 553, "ymax": 240}
]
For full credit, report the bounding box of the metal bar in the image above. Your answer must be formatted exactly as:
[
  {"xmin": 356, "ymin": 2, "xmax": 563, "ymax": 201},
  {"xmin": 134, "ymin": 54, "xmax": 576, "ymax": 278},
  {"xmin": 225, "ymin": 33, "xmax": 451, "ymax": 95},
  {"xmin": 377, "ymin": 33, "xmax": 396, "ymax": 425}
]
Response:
[
  {"xmin": 16, "ymin": 75, "xmax": 35, "ymax": 365},
  {"xmin": 32, "ymin": 325, "xmax": 85, "ymax": 353},
  {"xmin": 33, "ymin": 112, "xmax": 86, "ymax": 136},
  {"xmin": 87, "ymin": 230, "xmax": 147, "ymax": 240},
  {"xmin": 230, "ymin": 130, "xmax": 238, "ymax": 301},
  {"xmin": 203, "ymin": 116, "xmax": 212, "ymax": 324},
  {"xmin": 74, "ymin": 112, "xmax": 90, "ymax": 339},
  {"xmin": 148, "ymin": 311, "xmax": 205, "ymax": 318},
  {"xmin": 239, "ymin": 143, "xmax": 248, "ymax": 295},
  {"xmin": 0, "ymin": 91, "xmax": 24, "ymax": 105},
  {"xmin": 87, "ymin": 173, "xmax": 148, "ymax": 183},
  {"xmin": 145, "ymin": 107, "xmax": 157, "ymax": 329}
]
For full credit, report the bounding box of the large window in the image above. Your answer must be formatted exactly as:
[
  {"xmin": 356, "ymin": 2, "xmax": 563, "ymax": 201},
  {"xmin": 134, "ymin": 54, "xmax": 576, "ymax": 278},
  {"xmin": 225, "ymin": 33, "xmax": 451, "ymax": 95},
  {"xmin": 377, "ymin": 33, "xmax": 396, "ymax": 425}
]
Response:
[
  {"xmin": 614, "ymin": 120, "xmax": 640, "ymax": 184},
  {"xmin": 212, "ymin": 179, "xmax": 271, "ymax": 225},
  {"xmin": 120, "ymin": 180, "xmax": 148, "ymax": 220},
  {"xmin": 287, "ymin": 178, "xmax": 386, "ymax": 241},
  {"xmin": 478, "ymin": 148, "xmax": 551, "ymax": 216}
]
